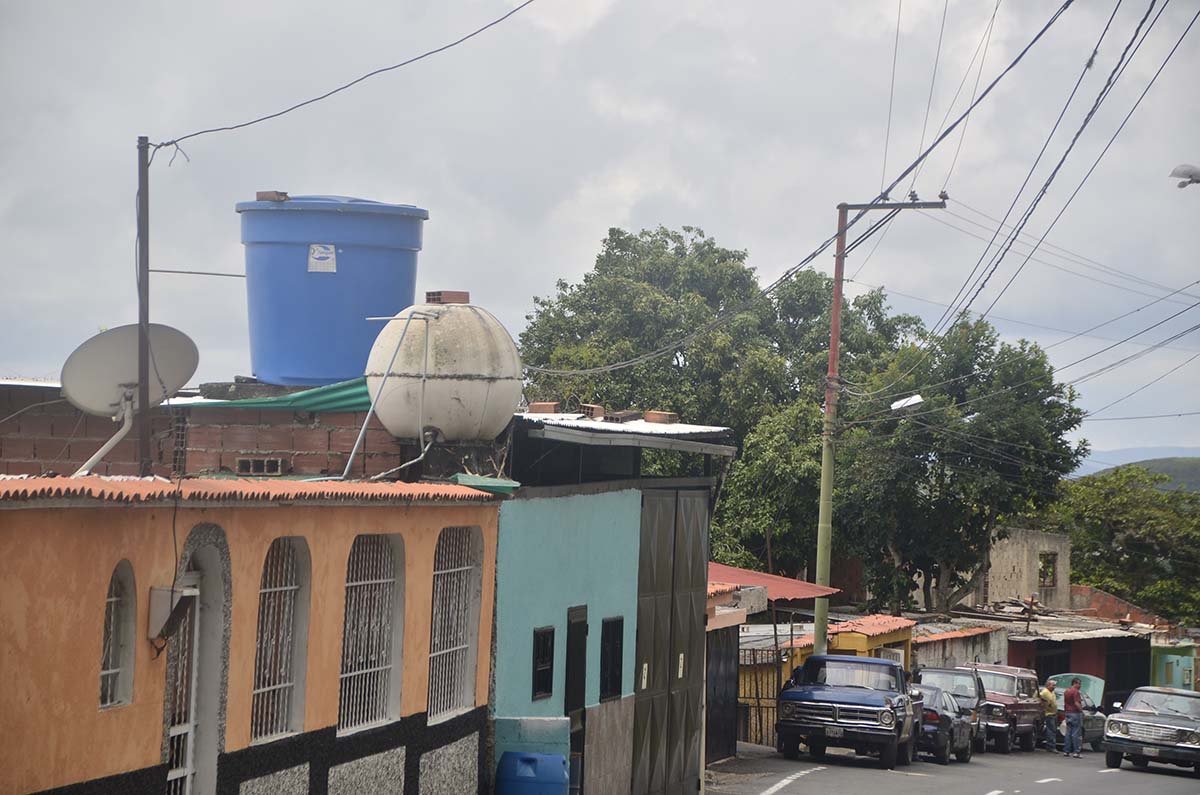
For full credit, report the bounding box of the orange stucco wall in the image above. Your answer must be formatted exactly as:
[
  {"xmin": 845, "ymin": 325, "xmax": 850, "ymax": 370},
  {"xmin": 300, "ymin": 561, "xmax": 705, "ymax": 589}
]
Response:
[{"xmin": 0, "ymin": 500, "xmax": 498, "ymax": 795}]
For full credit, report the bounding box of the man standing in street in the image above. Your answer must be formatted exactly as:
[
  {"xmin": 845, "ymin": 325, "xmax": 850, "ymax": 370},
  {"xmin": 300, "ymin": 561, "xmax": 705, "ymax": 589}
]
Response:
[
  {"xmin": 1063, "ymin": 678, "xmax": 1084, "ymax": 758},
  {"xmin": 1039, "ymin": 679, "xmax": 1059, "ymax": 751}
]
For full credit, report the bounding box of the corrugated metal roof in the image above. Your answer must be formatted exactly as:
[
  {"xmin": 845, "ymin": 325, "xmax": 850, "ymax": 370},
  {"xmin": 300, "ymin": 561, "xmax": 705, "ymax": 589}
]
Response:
[
  {"xmin": 1009, "ymin": 628, "xmax": 1136, "ymax": 642},
  {"xmin": 518, "ymin": 413, "xmax": 731, "ymax": 437},
  {"xmin": 913, "ymin": 626, "xmax": 1001, "ymax": 645},
  {"xmin": 189, "ymin": 377, "xmax": 371, "ymax": 412},
  {"xmin": 0, "ymin": 377, "xmax": 61, "ymax": 388},
  {"xmin": 0, "ymin": 475, "xmax": 495, "ymax": 505},
  {"xmin": 708, "ymin": 561, "xmax": 839, "ymax": 602}
]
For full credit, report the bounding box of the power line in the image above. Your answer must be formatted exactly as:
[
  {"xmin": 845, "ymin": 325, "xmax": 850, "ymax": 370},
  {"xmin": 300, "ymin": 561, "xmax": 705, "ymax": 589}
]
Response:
[
  {"xmin": 918, "ymin": 211, "xmax": 1195, "ymax": 305},
  {"xmin": 526, "ymin": 1, "xmax": 1077, "ymax": 377},
  {"xmin": 846, "ymin": 276, "xmax": 1200, "ymax": 353},
  {"xmin": 855, "ymin": 0, "xmax": 1122, "ymax": 399},
  {"xmin": 881, "ymin": 0, "xmax": 904, "ymax": 195},
  {"xmin": 1085, "ymin": 348, "xmax": 1200, "ymax": 416},
  {"xmin": 944, "ymin": 1, "xmax": 1001, "ymax": 191},
  {"xmin": 1082, "ymin": 410, "xmax": 1200, "ymax": 422},
  {"xmin": 151, "ymin": 0, "xmax": 537, "ymax": 156},
  {"xmin": 910, "ymin": 0, "xmax": 950, "ymax": 192},
  {"xmin": 841, "ymin": 297, "xmax": 1200, "ymax": 428},
  {"xmin": 978, "ymin": 0, "xmax": 1193, "ymax": 321},
  {"xmin": 948, "ymin": 203, "xmax": 1192, "ymax": 298},
  {"xmin": 842, "ymin": 271, "xmax": 1200, "ymax": 408}
]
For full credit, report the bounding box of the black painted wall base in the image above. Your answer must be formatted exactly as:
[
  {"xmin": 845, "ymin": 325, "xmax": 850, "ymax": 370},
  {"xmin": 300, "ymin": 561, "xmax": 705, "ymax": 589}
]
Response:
[{"xmin": 32, "ymin": 707, "xmax": 487, "ymax": 795}]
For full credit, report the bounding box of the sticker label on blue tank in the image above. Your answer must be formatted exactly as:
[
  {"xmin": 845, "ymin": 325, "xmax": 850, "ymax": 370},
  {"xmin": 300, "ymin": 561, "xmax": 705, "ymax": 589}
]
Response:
[{"xmin": 308, "ymin": 244, "xmax": 337, "ymax": 273}]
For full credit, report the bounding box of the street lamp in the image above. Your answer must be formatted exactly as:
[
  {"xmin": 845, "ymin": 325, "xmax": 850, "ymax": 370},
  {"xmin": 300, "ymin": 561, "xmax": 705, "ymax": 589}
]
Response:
[
  {"xmin": 890, "ymin": 394, "xmax": 925, "ymax": 412},
  {"xmin": 1169, "ymin": 164, "xmax": 1199, "ymax": 189}
]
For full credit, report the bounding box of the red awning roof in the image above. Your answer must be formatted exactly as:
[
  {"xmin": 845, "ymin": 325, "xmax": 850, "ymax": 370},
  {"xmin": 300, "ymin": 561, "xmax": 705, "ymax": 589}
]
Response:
[{"xmin": 708, "ymin": 561, "xmax": 839, "ymax": 602}]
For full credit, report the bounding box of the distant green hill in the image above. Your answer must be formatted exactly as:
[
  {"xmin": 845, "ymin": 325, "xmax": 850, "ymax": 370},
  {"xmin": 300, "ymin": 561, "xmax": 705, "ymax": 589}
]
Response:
[{"xmin": 1096, "ymin": 457, "xmax": 1200, "ymax": 492}]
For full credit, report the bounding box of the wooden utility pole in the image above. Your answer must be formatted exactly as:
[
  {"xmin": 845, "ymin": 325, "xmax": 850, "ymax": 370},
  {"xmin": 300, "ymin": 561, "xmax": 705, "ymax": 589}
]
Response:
[
  {"xmin": 812, "ymin": 198, "xmax": 945, "ymax": 655},
  {"xmin": 137, "ymin": 136, "xmax": 152, "ymax": 476}
]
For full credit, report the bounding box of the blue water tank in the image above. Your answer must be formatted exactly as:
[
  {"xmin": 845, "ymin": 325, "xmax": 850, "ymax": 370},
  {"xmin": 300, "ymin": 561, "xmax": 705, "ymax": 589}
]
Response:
[
  {"xmin": 495, "ymin": 752, "xmax": 569, "ymax": 795},
  {"xmin": 236, "ymin": 194, "xmax": 429, "ymax": 386}
]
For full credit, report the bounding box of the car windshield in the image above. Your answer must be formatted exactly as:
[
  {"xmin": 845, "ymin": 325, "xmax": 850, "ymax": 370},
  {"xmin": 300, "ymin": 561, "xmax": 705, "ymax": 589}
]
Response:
[
  {"xmin": 802, "ymin": 660, "xmax": 899, "ymax": 691},
  {"xmin": 976, "ymin": 672, "xmax": 1018, "ymax": 696},
  {"xmin": 1124, "ymin": 691, "xmax": 1200, "ymax": 718},
  {"xmin": 921, "ymin": 671, "xmax": 978, "ymax": 699}
]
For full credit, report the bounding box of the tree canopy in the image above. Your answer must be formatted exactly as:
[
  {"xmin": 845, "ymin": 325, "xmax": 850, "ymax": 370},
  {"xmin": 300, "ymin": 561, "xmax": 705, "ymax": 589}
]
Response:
[
  {"xmin": 522, "ymin": 224, "xmax": 1091, "ymax": 615},
  {"xmin": 1028, "ymin": 466, "xmax": 1200, "ymax": 625}
]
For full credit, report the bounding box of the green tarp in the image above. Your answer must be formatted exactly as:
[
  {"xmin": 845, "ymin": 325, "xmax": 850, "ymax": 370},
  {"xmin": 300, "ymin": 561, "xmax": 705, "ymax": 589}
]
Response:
[{"xmin": 193, "ymin": 377, "xmax": 373, "ymax": 413}]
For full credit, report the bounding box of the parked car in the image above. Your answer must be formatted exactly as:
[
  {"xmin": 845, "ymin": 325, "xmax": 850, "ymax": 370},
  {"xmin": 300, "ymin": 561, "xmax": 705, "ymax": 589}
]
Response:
[
  {"xmin": 959, "ymin": 663, "xmax": 1042, "ymax": 753},
  {"xmin": 1046, "ymin": 672, "xmax": 1106, "ymax": 751},
  {"xmin": 914, "ymin": 666, "xmax": 988, "ymax": 753},
  {"xmin": 913, "ymin": 684, "xmax": 974, "ymax": 764},
  {"xmin": 777, "ymin": 655, "xmax": 922, "ymax": 769},
  {"xmin": 1104, "ymin": 687, "xmax": 1200, "ymax": 776}
]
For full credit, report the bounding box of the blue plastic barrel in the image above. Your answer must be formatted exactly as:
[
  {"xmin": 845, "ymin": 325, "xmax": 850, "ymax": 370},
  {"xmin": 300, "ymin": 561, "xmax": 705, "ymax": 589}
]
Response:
[
  {"xmin": 495, "ymin": 752, "xmax": 569, "ymax": 795},
  {"xmin": 235, "ymin": 195, "xmax": 429, "ymax": 386}
]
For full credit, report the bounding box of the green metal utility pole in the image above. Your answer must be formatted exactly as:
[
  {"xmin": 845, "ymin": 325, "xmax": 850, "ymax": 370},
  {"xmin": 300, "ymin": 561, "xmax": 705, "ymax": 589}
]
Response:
[{"xmin": 813, "ymin": 198, "xmax": 945, "ymax": 655}]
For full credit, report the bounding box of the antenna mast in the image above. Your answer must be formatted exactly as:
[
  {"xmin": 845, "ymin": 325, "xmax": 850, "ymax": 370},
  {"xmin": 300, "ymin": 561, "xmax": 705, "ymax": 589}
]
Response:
[{"xmin": 137, "ymin": 136, "xmax": 151, "ymax": 476}]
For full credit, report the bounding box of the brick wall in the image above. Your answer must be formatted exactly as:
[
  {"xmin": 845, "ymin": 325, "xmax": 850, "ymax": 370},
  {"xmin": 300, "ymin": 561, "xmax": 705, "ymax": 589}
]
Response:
[
  {"xmin": 1071, "ymin": 585, "xmax": 1168, "ymax": 627},
  {"xmin": 183, "ymin": 406, "xmax": 416, "ymax": 477},
  {"xmin": 2, "ymin": 385, "xmax": 418, "ymax": 479},
  {"xmin": 0, "ymin": 385, "xmax": 174, "ymax": 476}
]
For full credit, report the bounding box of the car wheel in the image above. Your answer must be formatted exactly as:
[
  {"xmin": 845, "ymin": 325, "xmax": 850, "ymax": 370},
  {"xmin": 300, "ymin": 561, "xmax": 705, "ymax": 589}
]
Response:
[
  {"xmin": 1105, "ymin": 750, "xmax": 1123, "ymax": 769},
  {"xmin": 897, "ymin": 738, "xmax": 914, "ymax": 766},
  {"xmin": 974, "ymin": 730, "xmax": 987, "ymax": 753},
  {"xmin": 879, "ymin": 740, "xmax": 898, "ymax": 770},
  {"xmin": 935, "ymin": 736, "xmax": 951, "ymax": 765},
  {"xmin": 1131, "ymin": 756, "xmax": 1149, "ymax": 769},
  {"xmin": 1019, "ymin": 730, "xmax": 1035, "ymax": 752},
  {"xmin": 955, "ymin": 738, "xmax": 973, "ymax": 764},
  {"xmin": 995, "ymin": 729, "xmax": 1012, "ymax": 754},
  {"xmin": 781, "ymin": 736, "xmax": 800, "ymax": 760},
  {"xmin": 1091, "ymin": 739, "xmax": 1104, "ymax": 752},
  {"xmin": 808, "ymin": 741, "xmax": 826, "ymax": 761}
]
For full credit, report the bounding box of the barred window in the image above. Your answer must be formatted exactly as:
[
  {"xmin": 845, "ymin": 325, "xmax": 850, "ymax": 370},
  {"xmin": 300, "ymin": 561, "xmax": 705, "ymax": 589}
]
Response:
[
  {"xmin": 339, "ymin": 534, "xmax": 404, "ymax": 732},
  {"xmin": 100, "ymin": 561, "xmax": 135, "ymax": 707},
  {"xmin": 251, "ymin": 538, "xmax": 311, "ymax": 742},
  {"xmin": 428, "ymin": 526, "xmax": 483, "ymax": 721}
]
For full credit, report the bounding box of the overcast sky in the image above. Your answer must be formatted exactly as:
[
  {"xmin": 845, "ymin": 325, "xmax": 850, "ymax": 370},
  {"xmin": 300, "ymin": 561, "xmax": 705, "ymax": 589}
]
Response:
[{"xmin": 2, "ymin": 0, "xmax": 1197, "ymax": 457}]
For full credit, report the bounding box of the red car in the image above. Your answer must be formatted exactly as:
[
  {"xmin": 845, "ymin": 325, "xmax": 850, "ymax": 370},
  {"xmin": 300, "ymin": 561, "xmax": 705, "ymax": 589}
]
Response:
[{"xmin": 958, "ymin": 664, "xmax": 1043, "ymax": 753}]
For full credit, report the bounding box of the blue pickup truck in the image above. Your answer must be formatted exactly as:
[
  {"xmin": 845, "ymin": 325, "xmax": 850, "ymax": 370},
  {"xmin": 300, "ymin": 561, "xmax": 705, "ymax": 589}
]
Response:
[{"xmin": 777, "ymin": 654, "xmax": 923, "ymax": 769}]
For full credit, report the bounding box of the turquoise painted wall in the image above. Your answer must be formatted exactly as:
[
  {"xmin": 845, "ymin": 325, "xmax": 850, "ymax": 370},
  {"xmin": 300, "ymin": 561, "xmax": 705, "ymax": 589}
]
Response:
[
  {"xmin": 1151, "ymin": 645, "xmax": 1196, "ymax": 690},
  {"xmin": 494, "ymin": 490, "xmax": 641, "ymax": 720}
]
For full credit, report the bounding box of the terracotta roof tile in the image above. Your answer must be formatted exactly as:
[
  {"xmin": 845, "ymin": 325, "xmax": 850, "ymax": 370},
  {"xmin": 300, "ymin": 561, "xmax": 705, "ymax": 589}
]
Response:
[
  {"xmin": 0, "ymin": 476, "xmax": 496, "ymax": 505},
  {"xmin": 708, "ymin": 561, "xmax": 839, "ymax": 602},
  {"xmin": 783, "ymin": 614, "xmax": 916, "ymax": 647},
  {"xmin": 708, "ymin": 581, "xmax": 739, "ymax": 599}
]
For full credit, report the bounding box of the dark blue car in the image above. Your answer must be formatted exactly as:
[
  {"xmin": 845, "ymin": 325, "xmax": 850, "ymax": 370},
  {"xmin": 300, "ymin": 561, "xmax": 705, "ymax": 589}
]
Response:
[{"xmin": 777, "ymin": 655, "xmax": 921, "ymax": 769}]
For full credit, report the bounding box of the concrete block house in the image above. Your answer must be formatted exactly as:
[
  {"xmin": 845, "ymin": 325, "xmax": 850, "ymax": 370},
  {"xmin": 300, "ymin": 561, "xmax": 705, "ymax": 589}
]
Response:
[{"xmin": 0, "ymin": 477, "xmax": 501, "ymax": 795}]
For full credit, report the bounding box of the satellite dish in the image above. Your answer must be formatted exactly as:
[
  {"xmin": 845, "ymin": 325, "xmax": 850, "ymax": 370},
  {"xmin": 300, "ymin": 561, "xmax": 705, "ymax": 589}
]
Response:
[
  {"xmin": 62, "ymin": 323, "xmax": 198, "ymax": 416},
  {"xmin": 60, "ymin": 323, "xmax": 198, "ymax": 477}
]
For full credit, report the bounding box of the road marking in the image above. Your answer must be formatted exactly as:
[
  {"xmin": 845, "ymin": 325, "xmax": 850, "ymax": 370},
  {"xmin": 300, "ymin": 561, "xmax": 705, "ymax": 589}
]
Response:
[
  {"xmin": 1036, "ymin": 778, "xmax": 1063, "ymax": 783},
  {"xmin": 984, "ymin": 790, "xmax": 1005, "ymax": 795},
  {"xmin": 1096, "ymin": 769, "xmax": 1118, "ymax": 773},
  {"xmin": 757, "ymin": 766, "xmax": 826, "ymax": 795},
  {"xmin": 892, "ymin": 770, "xmax": 931, "ymax": 777}
]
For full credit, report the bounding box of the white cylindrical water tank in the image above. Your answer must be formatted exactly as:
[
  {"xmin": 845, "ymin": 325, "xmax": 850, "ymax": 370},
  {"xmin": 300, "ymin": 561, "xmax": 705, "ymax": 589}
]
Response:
[{"xmin": 365, "ymin": 296, "xmax": 523, "ymax": 442}]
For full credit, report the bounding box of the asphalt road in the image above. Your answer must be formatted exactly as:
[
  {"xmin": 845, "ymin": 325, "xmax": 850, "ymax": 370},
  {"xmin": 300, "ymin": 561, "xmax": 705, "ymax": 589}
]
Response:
[{"xmin": 705, "ymin": 742, "xmax": 1200, "ymax": 795}]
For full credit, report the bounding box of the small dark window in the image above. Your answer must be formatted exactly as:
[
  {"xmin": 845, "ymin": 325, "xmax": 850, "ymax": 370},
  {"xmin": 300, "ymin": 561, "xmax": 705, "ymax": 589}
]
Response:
[
  {"xmin": 600, "ymin": 618, "xmax": 623, "ymax": 702},
  {"xmin": 532, "ymin": 627, "xmax": 554, "ymax": 700},
  {"xmin": 1039, "ymin": 552, "xmax": 1058, "ymax": 588}
]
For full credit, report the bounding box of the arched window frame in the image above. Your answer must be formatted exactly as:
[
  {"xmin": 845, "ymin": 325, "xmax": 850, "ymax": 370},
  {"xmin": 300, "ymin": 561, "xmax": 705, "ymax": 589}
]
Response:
[
  {"xmin": 338, "ymin": 534, "xmax": 405, "ymax": 733},
  {"xmin": 100, "ymin": 560, "xmax": 136, "ymax": 708},
  {"xmin": 250, "ymin": 537, "xmax": 311, "ymax": 743},
  {"xmin": 427, "ymin": 526, "xmax": 483, "ymax": 722}
]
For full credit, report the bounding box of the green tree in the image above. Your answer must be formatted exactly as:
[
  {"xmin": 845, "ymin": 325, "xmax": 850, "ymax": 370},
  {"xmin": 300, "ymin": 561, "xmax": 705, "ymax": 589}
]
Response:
[
  {"xmin": 1030, "ymin": 466, "xmax": 1200, "ymax": 624},
  {"xmin": 836, "ymin": 318, "xmax": 1086, "ymax": 613}
]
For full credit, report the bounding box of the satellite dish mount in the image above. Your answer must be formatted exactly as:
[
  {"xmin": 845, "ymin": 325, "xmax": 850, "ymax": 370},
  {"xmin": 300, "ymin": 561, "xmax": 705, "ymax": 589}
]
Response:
[{"xmin": 60, "ymin": 323, "xmax": 199, "ymax": 478}]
